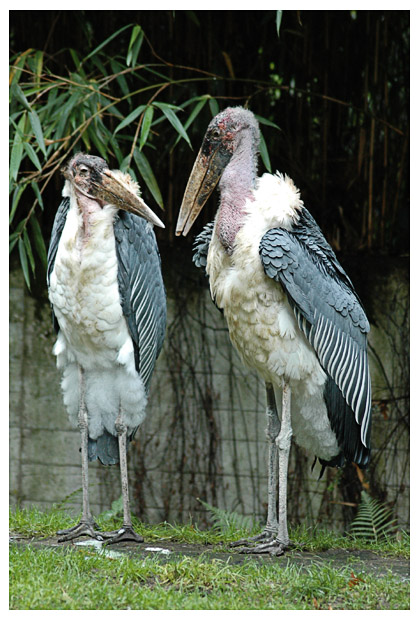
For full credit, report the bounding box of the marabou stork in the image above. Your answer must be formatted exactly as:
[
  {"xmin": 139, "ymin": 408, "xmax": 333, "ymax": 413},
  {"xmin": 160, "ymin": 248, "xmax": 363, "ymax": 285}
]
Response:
[
  {"xmin": 47, "ymin": 153, "xmax": 166, "ymax": 544},
  {"xmin": 176, "ymin": 107, "xmax": 371, "ymax": 555}
]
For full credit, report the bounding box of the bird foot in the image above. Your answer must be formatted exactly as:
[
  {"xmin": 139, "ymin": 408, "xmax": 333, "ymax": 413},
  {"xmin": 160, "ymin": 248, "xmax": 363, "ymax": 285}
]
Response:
[
  {"xmin": 236, "ymin": 538, "xmax": 289, "ymax": 556},
  {"xmin": 231, "ymin": 529, "xmax": 290, "ymax": 556},
  {"xmin": 230, "ymin": 528, "xmax": 277, "ymax": 548},
  {"xmin": 57, "ymin": 519, "xmax": 104, "ymax": 543},
  {"xmin": 101, "ymin": 525, "xmax": 144, "ymax": 545}
]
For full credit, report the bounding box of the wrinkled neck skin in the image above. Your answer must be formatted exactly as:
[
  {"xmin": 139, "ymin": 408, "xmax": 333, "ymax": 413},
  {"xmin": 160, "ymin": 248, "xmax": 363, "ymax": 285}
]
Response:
[
  {"xmin": 216, "ymin": 132, "xmax": 257, "ymax": 255},
  {"xmin": 73, "ymin": 189, "xmax": 109, "ymax": 254}
]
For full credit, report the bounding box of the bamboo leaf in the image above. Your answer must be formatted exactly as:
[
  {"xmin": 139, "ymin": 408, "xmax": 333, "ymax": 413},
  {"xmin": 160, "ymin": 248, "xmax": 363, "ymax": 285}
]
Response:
[
  {"xmin": 31, "ymin": 180, "xmax": 44, "ymax": 210},
  {"xmin": 154, "ymin": 102, "xmax": 192, "ymax": 148},
  {"xmin": 114, "ymin": 105, "xmax": 145, "ymax": 135},
  {"xmin": 23, "ymin": 228, "xmax": 36, "ymax": 275},
  {"xmin": 259, "ymin": 130, "xmax": 272, "ymax": 173},
  {"xmin": 28, "ymin": 110, "xmax": 47, "ymax": 156},
  {"xmin": 209, "ymin": 98, "xmax": 220, "ymax": 117},
  {"xmin": 173, "ymin": 97, "xmax": 207, "ymax": 147},
  {"xmin": 10, "ymin": 112, "xmax": 27, "ymax": 182},
  {"xmin": 133, "ymin": 148, "xmax": 164, "ymax": 209},
  {"xmin": 9, "ymin": 233, "xmax": 19, "ymax": 254},
  {"xmin": 255, "ymin": 114, "xmax": 282, "ymax": 131},
  {"xmin": 139, "ymin": 106, "xmax": 154, "ymax": 150},
  {"xmin": 276, "ymin": 10, "xmax": 283, "ymax": 37},
  {"xmin": 90, "ymin": 55, "xmax": 108, "ymax": 78},
  {"xmin": 110, "ymin": 58, "xmax": 130, "ymax": 98},
  {"xmin": 10, "ymin": 184, "xmax": 26, "ymax": 225},
  {"xmin": 83, "ymin": 24, "xmax": 132, "ymax": 63},
  {"xmin": 23, "ymin": 142, "xmax": 42, "ymax": 171},
  {"xmin": 18, "ymin": 237, "xmax": 31, "ymax": 290},
  {"xmin": 126, "ymin": 25, "xmax": 143, "ymax": 67},
  {"xmin": 10, "ymin": 83, "xmax": 31, "ymax": 111},
  {"xmin": 108, "ymin": 134, "xmax": 124, "ymax": 166},
  {"xmin": 30, "ymin": 217, "xmax": 47, "ymax": 269},
  {"xmin": 81, "ymin": 127, "xmax": 91, "ymax": 151},
  {"xmin": 9, "ymin": 49, "xmax": 33, "ymax": 86},
  {"xmin": 87, "ymin": 124, "xmax": 107, "ymax": 160},
  {"xmin": 129, "ymin": 28, "xmax": 144, "ymax": 67},
  {"xmin": 69, "ymin": 47, "xmax": 81, "ymax": 75},
  {"xmin": 119, "ymin": 155, "xmax": 131, "ymax": 173},
  {"xmin": 127, "ymin": 25, "xmax": 141, "ymax": 65},
  {"xmin": 34, "ymin": 50, "xmax": 43, "ymax": 80}
]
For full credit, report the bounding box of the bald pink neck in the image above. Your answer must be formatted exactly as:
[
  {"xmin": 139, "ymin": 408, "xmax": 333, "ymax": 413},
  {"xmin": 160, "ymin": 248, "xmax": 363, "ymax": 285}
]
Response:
[
  {"xmin": 216, "ymin": 132, "xmax": 257, "ymax": 254},
  {"xmin": 76, "ymin": 191, "xmax": 103, "ymax": 250}
]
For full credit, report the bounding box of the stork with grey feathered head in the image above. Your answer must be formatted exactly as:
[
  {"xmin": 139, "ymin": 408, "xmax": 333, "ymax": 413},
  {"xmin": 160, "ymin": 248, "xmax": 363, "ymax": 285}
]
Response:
[
  {"xmin": 176, "ymin": 107, "xmax": 371, "ymax": 555},
  {"xmin": 47, "ymin": 153, "xmax": 166, "ymax": 544}
]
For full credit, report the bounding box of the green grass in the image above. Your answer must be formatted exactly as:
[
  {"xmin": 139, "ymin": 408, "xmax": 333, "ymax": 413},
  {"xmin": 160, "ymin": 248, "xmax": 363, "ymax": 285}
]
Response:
[
  {"xmin": 9, "ymin": 506, "xmax": 410, "ymax": 610},
  {"xmin": 9, "ymin": 504, "xmax": 255, "ymax": 546},
  {"xmin": 9, "ymin": 504, "xmax": 410, "ymax": 557}
]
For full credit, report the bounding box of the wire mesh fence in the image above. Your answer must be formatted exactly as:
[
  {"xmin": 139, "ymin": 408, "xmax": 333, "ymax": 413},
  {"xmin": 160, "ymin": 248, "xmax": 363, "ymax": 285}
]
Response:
[{"xmin": 9, "ymin": 251, "xmax": 409, "ymax": 533}]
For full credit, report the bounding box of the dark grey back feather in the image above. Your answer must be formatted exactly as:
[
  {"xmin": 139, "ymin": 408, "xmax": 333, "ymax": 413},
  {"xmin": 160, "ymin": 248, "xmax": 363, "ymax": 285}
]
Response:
[
  {"xmin": 47, "ymin": 197, "xmax": 70, "ymax": 333},
  {"xmin": 114, "ymin": 211, "xmax": 166, "ymax": 394},
  {"xmin": 260, "ymin": 207, "xmax": 371, "ymax": 467}
]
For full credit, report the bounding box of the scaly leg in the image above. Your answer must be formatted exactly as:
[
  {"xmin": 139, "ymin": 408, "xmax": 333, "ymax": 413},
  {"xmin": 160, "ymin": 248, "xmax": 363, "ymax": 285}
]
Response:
[
  {"xmin": 101, "ymin": 410, "xmax": 143, "ymax": 544},
  {"xmin": 231, "ymin": 383, "xmax": 281, "ymax": 549},
  {"xmin": 58, "ymin": 367, "xmax": 103, "ymax": 542},
  {"xmin": 239, "ymin": 381, "xmax": 292, "ymax": 555},
  {"xmin": 271, "ymin": 380, "xmax": 292, "ymax": 555}
]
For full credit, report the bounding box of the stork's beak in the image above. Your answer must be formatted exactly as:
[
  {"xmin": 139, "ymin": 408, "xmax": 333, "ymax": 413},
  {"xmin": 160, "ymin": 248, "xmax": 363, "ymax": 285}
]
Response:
[
  {"xmin": 95, "ymin": 169, "xmax": 165, "ymax": 229},
  {"xmin": 176, "ymin": 145, "xmax": 230, "ymax": 236}
]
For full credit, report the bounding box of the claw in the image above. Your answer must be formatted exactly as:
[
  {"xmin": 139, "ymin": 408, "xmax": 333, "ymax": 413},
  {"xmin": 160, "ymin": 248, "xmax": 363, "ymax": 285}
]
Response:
[
  {"xmin": 230, "ymin": 528, "xmax": 277, "ymax": 548},
  {"xmin": 237, "ymin": 539, "xmax": 288, "ymax": 556},
  {"xmin": 102, "ymin": 525, "xmax": 144, "ymax": 545},
  {"xmin": 57, "ymin": 519, "xmax": 104, "ymax": 543},
  {"xmin": 230, "ymin": 529, "xmax": 290, "ymax": 556}
]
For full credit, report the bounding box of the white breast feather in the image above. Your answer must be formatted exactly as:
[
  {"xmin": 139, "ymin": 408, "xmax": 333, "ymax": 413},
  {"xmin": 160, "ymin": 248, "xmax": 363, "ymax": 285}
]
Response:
[
  {"xmin": 207, "ymin": 173, "xmax": 339, "ymax": 460},
  {"xmin": 49, "ymin": 201, "xmax": 147, "ymax": 438}
]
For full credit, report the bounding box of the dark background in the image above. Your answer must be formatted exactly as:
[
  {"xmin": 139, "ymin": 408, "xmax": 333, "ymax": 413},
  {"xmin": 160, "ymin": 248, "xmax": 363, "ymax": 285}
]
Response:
[{"xmin": 10, "ymin": 10, "xmax": 409, "ymax": 262}]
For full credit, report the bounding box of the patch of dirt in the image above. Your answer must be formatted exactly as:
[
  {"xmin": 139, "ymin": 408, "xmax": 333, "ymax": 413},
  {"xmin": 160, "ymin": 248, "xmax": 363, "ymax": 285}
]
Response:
[{"xmin": 9, "ymin": 534, "xmax": 409, "ymax": 582}]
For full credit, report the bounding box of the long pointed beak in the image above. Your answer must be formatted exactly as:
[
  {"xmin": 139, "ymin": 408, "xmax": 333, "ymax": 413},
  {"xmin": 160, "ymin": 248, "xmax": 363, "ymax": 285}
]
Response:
[
  {"xmin": 176, "ymin": 147, "xmax": 225, "ymax": 237},
  {"xmin": 94, "ymin": 169, "xmax": 165, "ymax": 229}
]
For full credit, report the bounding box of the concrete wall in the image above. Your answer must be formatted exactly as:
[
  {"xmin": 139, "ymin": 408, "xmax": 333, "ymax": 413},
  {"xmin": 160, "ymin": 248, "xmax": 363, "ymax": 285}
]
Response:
[{"xmin": 9, "ymin": 255, "xmax": 409, "ymax": 531}]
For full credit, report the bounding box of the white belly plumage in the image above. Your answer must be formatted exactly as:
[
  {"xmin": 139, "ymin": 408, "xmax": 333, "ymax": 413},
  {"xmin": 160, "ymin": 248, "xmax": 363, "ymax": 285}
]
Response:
[
  {"xmin": 207, "ymin": 175, "xmax": 340, "ymax": 460},
  {"xmin": 48, "ymin": 205, "xmax": 147, "ymax": 439}
]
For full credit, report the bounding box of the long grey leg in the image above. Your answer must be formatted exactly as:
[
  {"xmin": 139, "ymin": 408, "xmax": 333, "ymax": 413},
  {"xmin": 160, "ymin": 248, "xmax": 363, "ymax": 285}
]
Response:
[
  {"xmin": 79, "ymin": 367, "xmax": 92, "ymax": 524},
  {"xmin": 273, "ymin": 380, "xmax": 292, "ymax": 554},
  {"xmin": 102, "ymin": 409, "xmax": 143, "ymax": 544},
  {"xmin": 231, "ymin": 382, "xmax": 281, "ymax": 549},
  {"xmin": 58, "ymin": 366, "xmax": 103, "ymax": 542},
  {"xmin": 265, "ymin": 383, "xmax": 281, "ymax": 533},
  {"xmin": 238, "ymin": 381, "xmax": 292, "ymax": 555}
]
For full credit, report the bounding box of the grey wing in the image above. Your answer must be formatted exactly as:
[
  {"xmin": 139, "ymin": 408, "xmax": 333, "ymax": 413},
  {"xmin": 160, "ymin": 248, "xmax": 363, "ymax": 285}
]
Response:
[
  {"xmin": 114, "ymin": 211, "xmax": 166, "ymax": 394},
  {"xmin": 47, "ymin": 197, "xmax": 70, "ymax": 287},
  {"xmin": 192, "ymin": 221, "xmax": 214, "ymax": 271},
  {"xmin": 47, "ymin": 197, "xmax": 70, "ymax": 333},
  {"xmin": 260, "ymin": 217, "xmax": 371, "ymax": 466}
]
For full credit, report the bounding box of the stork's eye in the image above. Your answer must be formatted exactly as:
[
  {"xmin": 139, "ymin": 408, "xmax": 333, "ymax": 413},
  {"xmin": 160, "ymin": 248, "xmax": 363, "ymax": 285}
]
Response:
[
  {"xmin": 210, "ymin": 127, "xmax": 221, "ymax": 139},
  {"xmin": 78, "ymin": 165, "xmax": 89, "ymax": 178}
]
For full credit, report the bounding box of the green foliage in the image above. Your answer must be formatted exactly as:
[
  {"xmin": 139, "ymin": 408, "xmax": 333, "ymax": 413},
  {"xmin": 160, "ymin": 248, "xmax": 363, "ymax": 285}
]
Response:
[
  {"xmin": 9, "ymin": 23, "xmax": 278, "ymax": 290},
  {"xmin": 98, "ymin": 496, "xmax": 124, "ymax": 522},
  {"xmin": 8, "ymin": 27, "xmax": 206, "ymax": 289},
  {"xmin": 197, "ymin": 499, "xmax": 260, "ymax": 535},
  {"xmin": 349, "ymin": 491, "xmax": 397, "ymax": 543}
]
